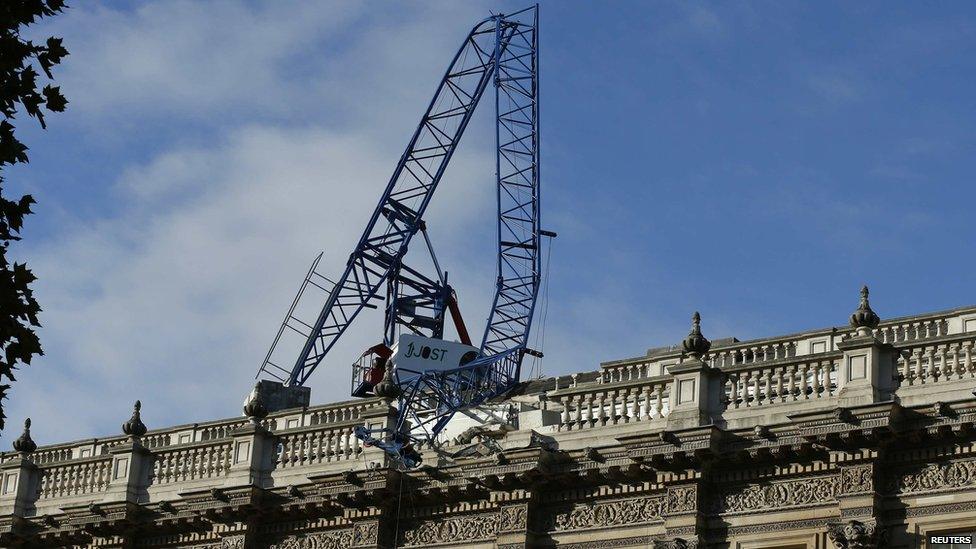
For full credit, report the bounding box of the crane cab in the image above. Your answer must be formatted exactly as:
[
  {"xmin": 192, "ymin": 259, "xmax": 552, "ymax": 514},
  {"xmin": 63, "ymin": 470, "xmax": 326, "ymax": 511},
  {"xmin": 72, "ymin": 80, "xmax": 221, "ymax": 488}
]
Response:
[
  {"xmin": 390, "ymin": 334, "xmax": 479, "ymax": 376},
  {"xmin": 352, "ymin": 334, "xmax": 480, "ymax": 398}
]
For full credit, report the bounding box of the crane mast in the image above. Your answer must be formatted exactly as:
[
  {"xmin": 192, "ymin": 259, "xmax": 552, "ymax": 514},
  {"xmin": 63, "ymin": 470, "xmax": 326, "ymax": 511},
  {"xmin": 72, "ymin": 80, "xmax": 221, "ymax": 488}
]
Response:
[{"xmin": 256, "ymin": 6, "xmax": 542, "ymax": 467}]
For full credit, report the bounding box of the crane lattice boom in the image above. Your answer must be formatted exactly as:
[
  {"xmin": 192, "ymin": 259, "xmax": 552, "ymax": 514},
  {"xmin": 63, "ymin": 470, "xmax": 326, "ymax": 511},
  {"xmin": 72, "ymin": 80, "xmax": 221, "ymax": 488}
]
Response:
[{"xmin": 256, "ymin": 6, "xmax": 542, "ymax": 467}]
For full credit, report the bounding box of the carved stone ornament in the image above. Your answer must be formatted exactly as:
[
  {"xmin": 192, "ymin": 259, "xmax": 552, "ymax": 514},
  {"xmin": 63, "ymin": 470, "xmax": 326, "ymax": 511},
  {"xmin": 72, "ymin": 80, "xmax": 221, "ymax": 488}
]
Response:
[
  {"xmin": 849, "ymin": 286, "xmax": 880, "ymax": 332},
  {"xmin": 667, "ymin": 486, "xmax": 697, "ymax": 514},
  {"xmin": 826, "ymin": 519, "xmax": 886, "ymax": 549},
  {"xmin": 352, "ymin": 521, "xmax": 378, "ymax": 546},
  {"xmin": 682, "ymin": 312, "xmax": 711, "ymax": 358},
  {"xmin": 122, "ymin": 400, "xmax": 148, "ymax": 438},
  {"xmin": 221, "ymin": 535, "xmax": 245, "ymax": 549},
  {"xmin": 243, "ymin": 383, "xmax": 269, "ymax": 422},
  {"xmin": 400, "ymin": 513, "xmax": 499, "ymax": 546},
  {"xmin": 841, "ymin": 465, "xmax": 873, "ymax": 494},
  {"xmin": 715, "ymin": 475, "xmax": 838, "ymax": 514},
  {"xmin": 499, "ymin": 504, "xmax": 528, "ymax": 533},
  {"xmin": 890, "ymin": 458, "xmax": 976, "ymax": 494},
  {"xmin": 268, "ymin": 530, "xmax": 354, "ymax": 549},
  {"xmin": 546, "ymin": 496, "xmax": 665, "ymax": 532},
  {"xmin": 12, "ymin": 418, "xmax": 36, "ymax": 453}
]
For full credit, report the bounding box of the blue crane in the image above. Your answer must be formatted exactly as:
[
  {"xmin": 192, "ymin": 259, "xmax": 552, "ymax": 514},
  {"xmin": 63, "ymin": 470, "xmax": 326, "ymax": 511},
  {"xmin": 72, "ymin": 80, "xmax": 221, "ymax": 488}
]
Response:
[{"xmin": 256, "ymin": 6, "xmax": 544, "ymax": 467}]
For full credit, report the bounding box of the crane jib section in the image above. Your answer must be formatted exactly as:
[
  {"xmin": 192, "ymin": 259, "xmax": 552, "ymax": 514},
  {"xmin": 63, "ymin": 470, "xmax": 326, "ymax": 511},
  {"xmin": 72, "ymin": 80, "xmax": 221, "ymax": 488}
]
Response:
[{"xmin": 256, "ymin": 7, "xmax": 541, "ymax": 464}]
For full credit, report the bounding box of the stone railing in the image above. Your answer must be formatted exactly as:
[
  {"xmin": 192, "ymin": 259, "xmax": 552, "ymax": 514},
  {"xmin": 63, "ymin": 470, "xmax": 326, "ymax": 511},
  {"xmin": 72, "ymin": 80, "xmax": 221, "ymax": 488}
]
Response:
[
  {"xmin": 894, "ymin": 332, "xmax": 976, "ymax": 387},
  {"xmin": 0, "ymin": 397, "xmax": 391, "ymax": 517},
  {"xmin": 4, "ymin": 304, "xmax": 974, "ymax": 519},
  {"xmin": 150, "ymin": 440, "xmax": 234, "ymax": 485},
  {"xmin": 37, "ymin": 456, "xmax": 113, "ymax": 499},
  {"xmin": 275, "ymin": 424, "xmax": 364, "ymax": 469},
  {"xmin": 551, "ymin": 375, "xmax": 672, "ymax": 432},
  {"xmin": 723, "ymin": 354, "xmax": 841, "ymax": 409},
  {"xmin": 563, "ymin": 306, "xmax": 976, "ymax": 432},
  {"xmin": 600, "ymin": 306, "xmax": 976, "ymax": 384}
]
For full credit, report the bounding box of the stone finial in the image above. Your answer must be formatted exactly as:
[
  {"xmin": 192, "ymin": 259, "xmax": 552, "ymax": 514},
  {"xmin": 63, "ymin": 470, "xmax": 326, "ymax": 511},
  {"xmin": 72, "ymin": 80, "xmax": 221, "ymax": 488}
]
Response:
[
  {"xmin": 122, "ymin": 400, "xmax": 148, "ymax": 438},
  {"xmin": 682, "ymin": 312, "xmax": 711, "ymax": 359},
  {"xmin": 849, "ymin": 285, "xmax": 880, "ymax": 335},
  {"xmin": 373, "ymin": 358, "xmax": 401, "ymax": 399},
  {"xmin": 243, "ymin": 383, "xmax": 269, "ymax": 423},
  {"xmin": 12, "ymin": 418, "xmax": 36, "ymax": 454}
]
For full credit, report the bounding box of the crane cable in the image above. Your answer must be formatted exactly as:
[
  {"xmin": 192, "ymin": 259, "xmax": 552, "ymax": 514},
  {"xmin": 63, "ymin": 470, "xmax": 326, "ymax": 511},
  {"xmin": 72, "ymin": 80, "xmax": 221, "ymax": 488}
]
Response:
[{"xmin": 528, "ymin": 234, "xmax": 554, "ymax": 379}]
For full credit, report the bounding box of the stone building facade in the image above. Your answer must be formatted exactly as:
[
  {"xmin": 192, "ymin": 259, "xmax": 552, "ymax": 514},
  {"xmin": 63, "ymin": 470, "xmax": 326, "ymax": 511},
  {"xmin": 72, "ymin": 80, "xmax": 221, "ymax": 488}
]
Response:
[{"xmin": 2, "ymin": 290, "xmax": 976, "ymax": 548}]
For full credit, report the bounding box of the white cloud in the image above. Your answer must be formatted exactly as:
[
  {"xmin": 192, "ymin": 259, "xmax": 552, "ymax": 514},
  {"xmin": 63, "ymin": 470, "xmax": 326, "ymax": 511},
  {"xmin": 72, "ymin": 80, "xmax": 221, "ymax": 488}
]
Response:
[
  {"xmin": 4, "ymin": 1, "xmax": 510, "ymax": 443},
  {"xmin": 6, "ymin": 0, "xmax": 666, "ymax": 446}
]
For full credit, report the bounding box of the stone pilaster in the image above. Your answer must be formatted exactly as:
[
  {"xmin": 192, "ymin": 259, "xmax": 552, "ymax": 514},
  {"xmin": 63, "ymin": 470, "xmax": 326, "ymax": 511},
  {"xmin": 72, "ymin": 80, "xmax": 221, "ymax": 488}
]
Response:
[
  {"xmin": 225, "ymin": 421, "xmax": 277, "ymax": 489},
  {"xmin": 660, "ymin": 480, "xmax": 703, "ymax": 547},
  {"xmin": 105, "ymin": 438, "xmax": 152, "ymax": 503},
  {"xmin": 666, "ymin": 357, "xmax": 724, "ymax": 430},
  {"xmin": 492, "ymin": 489, "xmax": 534, "ymax": 548},
  {"xmin": 344, "ymin": 507, "xmax": 383, "ymax": 548},
  {"xmin": 0, "ymin": 453, "xmax": 39, "ymax": 519},
  {"xmin": 836, "ymin": 334, "xmax": 895, "ymax": 407}
]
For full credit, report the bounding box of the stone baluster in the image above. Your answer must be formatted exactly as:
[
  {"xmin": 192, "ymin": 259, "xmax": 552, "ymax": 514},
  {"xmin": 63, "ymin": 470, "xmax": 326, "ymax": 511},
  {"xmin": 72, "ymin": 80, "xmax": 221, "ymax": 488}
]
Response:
[
  {"xmin": 655, "ymin": 385, "xmax": 665, "ymax": 418},
  {"xmin": 798, "ymin": 363, "xmax": 808, "ymax": 399},
  {"xmin": 753, "ymin": 371, "xmax": 763, "ymax": 405},
  {"xmin": 810, "ymin": 362, "xmax": 820, "ymax": 398},
  {"xmin": 775, "ymin": 367, "xmax": 785, "ymax": 402},
  {"xmin": 965, "ymin": 342, "xmax": 974, "ymax": 377},
  {"xmin": 950, "ymin": 343, "xmax": 962, "ymax": 380},
  {"xmin": 727, "ymin": 375, "xmax": 738, "ymax": 409},
  {"xmin": 559, "ymin": 397, "xmax": 570, "ymax": 429},
  {"xmin": 763, "ymin": 370, "xmax": 773, "ymax": 405},
  {"xmin": 913, "ymin": 349, "xmax": 924, "ymax": 384},
  {"xmin": 629, "ymin": 388, "xmax": 640, "ymax": 422},
  {"xmin": 900, "ymin": 351, "xmax": 913, "ymax": 386},
  {"xmin": 740, "ymin": 371, "xmax": 751, "ymax": 407}
]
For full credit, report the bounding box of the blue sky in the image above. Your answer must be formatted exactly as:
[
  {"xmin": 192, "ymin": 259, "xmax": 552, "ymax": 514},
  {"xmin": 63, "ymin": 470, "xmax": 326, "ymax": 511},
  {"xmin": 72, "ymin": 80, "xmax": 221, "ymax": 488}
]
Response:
[{"xmin": 5, "ymin": 1, "xmax": 975, "ymax": 444}]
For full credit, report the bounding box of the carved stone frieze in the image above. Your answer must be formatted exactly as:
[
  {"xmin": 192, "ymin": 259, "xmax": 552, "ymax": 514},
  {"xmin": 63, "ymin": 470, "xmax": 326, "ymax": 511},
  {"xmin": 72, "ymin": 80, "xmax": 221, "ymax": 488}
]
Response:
[
  {"xmin": 222, "ymin": 535, "xmax": 245, "ymax": 549},
  {"xmin": 666, "ymin": 486, "xmax": 697, "ymax": 514},
  {"xmin": 826, "ymin": 519, "xmax": 886, "ymax": 549},
  {"xmin": 889, "ymin": 458, "xmax": 976, "ymax": 495},
  {"xmin": 499, "ymin": 504, "xmax": 528, "ymax": 533},
  {"xmin": 352, "ymin": 521, "xmax": 378, "ymax": 546},
  {"xmin": 268, "ymin": 530, "xmax": 354, "ymax": 549},
  {"xmin": 544, "ymin": 496, "xmax": 665, "ymax": 532},
  {"xmin": 713, "ymin": 475, "xmax": 838, "ymax": 514},
  {"xmin": 841, "ymin": 464, "xmax": 873, "ymax": 495},
  {"xmin": 400, "ymin": 513, "xmax": 499, "ymax": 547}
]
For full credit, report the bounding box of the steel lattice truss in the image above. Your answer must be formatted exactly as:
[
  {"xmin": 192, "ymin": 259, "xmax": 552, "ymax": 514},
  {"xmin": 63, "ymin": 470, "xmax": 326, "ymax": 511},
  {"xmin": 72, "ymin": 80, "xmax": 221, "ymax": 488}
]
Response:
[{"xmin": 257, "ymin": 6, "xmax": 541, "ymax": 465}]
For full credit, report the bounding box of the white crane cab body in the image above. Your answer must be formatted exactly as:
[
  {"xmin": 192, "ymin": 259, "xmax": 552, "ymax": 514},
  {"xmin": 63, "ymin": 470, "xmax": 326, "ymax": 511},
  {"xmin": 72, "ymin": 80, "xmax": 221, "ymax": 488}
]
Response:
[{"xmin": 391, "ymin": 334, "xmax": 480, "ymax": 376}]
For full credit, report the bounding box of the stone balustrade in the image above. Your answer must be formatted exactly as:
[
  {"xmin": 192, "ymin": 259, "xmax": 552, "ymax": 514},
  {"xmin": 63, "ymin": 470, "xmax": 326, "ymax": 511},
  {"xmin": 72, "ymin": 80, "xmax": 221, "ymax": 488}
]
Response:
[
  {"xmin": 2, "ymin": 297, "xmax": 976, "ymax": 548},
  {"xmin": 895, "ymin": 332, "xmax": 976, "ymax": 386},
  {"xmin": 723, "ymin": 353, "xmax": 841, "ymax": 409},
  {"xmin": 150, "ymin": 441, "xmax": 234, "ymax": 485},
  {"xmin": 37, "ymin": 457, "xmax": 113, "ymax": 500},
  {"xmin": 557, "ymin": 304, "xmax": 976, "ymax": 434},
  {"xmin": 551, "ymin": 375, "xmax": 672, "ymax": 432}
]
